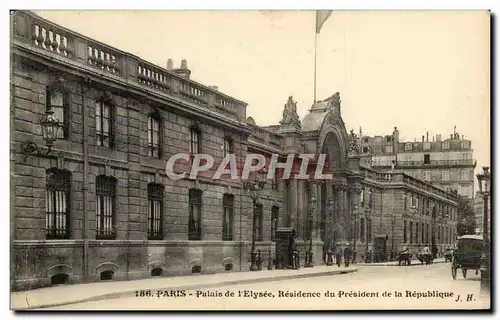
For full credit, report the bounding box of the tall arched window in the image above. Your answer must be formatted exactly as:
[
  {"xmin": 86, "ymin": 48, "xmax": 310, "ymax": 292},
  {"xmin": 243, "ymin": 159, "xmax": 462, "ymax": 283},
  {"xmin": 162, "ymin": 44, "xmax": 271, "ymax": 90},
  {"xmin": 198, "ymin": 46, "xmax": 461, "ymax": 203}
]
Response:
[
  {"xmin": 188, "ymin": 189, "xmax": 202, "ymax": 240},
  {"xmin": 148, "ymin": 183, "xmax": 164, "ymax": 240},
  {"xmin": 46, "ymin": 78, "xmax": 70, "ymax": 139},
  {"xmin": 189, "ymin": 124, "xmax": 202, "ymax": 155},
  {"xmin": 95, "ymin": 94, "xmax": 114, "ymax": 148},
  {"xmin": 96, "ymin": 175, "xmax": 116, "ymax": 239},
  {"xmin": 148, "ymin": 111, "xmax": 163, "ymax": 158},
  {"xmin": 46, "ymin": 168, "xmax": 71, "ymax": 239},
  {"xmin": 222, "ymin": 194, "xmax": 234, "ymax": 241}
]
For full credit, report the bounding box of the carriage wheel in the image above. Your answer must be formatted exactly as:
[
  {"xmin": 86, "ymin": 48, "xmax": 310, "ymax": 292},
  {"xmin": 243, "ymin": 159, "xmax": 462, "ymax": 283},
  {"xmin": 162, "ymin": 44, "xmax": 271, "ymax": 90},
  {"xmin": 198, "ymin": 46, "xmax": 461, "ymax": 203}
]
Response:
[
  {"xmin": 462, "ymin": 269, "xmax": 467, "ymax": 278},
  {"xmin": 451, "ymin": 266, "xmax": 457, "ymax": 280}
]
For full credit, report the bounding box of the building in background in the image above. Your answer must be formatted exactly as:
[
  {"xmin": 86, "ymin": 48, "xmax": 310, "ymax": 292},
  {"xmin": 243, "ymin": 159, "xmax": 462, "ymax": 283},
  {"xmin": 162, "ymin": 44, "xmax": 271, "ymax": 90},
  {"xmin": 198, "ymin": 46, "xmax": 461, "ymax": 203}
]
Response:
[
  {"xmin": 10, "ymin": 11, "xmax": 459, "ymax": 291},
  {"xmin": 361, "ymin": 126, "xmax": 476, "ymax": 200}
]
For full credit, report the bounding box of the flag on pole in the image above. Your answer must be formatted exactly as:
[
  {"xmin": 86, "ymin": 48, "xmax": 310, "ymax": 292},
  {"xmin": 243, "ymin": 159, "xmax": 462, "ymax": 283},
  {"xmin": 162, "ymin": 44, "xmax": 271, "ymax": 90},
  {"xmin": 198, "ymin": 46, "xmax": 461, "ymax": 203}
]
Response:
[{"xmin": 316, "ymin": 10, "xmax": 332, "ymax": 34}]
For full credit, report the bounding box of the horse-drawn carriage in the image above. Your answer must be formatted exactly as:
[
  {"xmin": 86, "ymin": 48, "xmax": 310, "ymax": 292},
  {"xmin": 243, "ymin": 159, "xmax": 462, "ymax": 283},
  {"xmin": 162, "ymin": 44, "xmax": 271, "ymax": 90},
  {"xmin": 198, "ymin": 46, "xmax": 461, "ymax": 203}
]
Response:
[
  {"xmin": 417, "ymin": 247, "xmax": 434, "ymax": 265},
  {"xmin": 451, "ymin": 235, "xmax": 483, "ymax": 280},
  {"xmin": 398, "ymin": 248, "xmax": 412, "ymax": 266}
]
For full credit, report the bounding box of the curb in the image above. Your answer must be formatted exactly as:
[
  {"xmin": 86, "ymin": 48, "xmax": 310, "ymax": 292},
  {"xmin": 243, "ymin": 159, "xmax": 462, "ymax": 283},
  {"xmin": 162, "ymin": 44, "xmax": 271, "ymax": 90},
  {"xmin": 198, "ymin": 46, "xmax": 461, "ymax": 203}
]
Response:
[
  {"xmin": 356, "ymin": 260, "xmax": 448, "ymax": 267},
  {"xmin": 18, "ymin": 268, "xmax": 357, "ymax": 310}
]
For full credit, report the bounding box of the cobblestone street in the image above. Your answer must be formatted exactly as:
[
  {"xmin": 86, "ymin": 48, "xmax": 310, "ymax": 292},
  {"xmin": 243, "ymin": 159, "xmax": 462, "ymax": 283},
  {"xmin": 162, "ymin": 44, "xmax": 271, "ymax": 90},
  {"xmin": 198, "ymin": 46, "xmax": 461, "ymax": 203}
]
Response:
[{"xmin": 46, "ymin": 263, "xmax": 488, "ymax": 310}]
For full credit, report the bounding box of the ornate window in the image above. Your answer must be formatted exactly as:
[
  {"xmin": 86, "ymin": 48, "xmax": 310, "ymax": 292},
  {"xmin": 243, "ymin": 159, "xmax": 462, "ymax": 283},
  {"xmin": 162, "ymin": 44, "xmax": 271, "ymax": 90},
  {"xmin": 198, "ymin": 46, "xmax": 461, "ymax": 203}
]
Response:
[
  {"xmin": 271, "ymin": 206, "xmax": 279, "ymax": 241},
  {"xmin": 189, "ymin": 189, "xmax": 202, "ymax": 240},
  {"xmin": 46, "ymin": 168, "xmax": 71, "ymax": 239},
  {"xmin": 222, "ymin": 194, "xmax": 234, "ymax": 241},
  {"xmin": 271, "ymin": 174, "xmax": 279, "ymax": 191},
  {"xmin": 46, "ymin": 81, "xmax": 69, "ymax": 139},
  {"xmin": 148, "ymin": 183, "xmax": 164, "ymax": 240},
  {"xmin": 148, "ymin": 112, "xmax": 163, "ymax": 158},
  {"xmin": 254, "ymin": 203, "xmax": 263, "ymax": 241},
  {"xmin": 189, "ymin": 125, "xmax": 202, "ymax": 155},
  {"xmin": 95, "ymin": 97, "xmax": 114, "ymax": 148},
  {"xmin": 96, "ymin": 175, "xmax": 116, "ymax": 239},
  {"xmin": 403, "ymin": 193, "xmax": 407, "ymax": 210}
]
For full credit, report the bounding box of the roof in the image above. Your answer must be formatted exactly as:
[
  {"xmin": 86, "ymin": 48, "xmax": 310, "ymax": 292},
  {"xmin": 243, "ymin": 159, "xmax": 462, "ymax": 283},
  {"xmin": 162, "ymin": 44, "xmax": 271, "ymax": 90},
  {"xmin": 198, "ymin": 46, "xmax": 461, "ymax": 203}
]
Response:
[
  {"xmin": 302, "ymin": 111, "xmax": 328, "ymax": 132},
  {"xmin": 457, "ymin": 235, "xmax": 483, "ymax": 241}
]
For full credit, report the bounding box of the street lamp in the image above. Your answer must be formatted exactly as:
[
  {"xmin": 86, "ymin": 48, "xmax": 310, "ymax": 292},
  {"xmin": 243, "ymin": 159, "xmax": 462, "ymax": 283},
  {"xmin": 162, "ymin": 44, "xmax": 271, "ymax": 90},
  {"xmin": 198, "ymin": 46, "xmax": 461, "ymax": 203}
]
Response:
[
  {"xmin": 476, "ymin": 166, "xmax": 490, "ymax": 298},
  {"xmin": 243, "ymin": 170, "xmax": 266, "ymax": 271},
  {"xmin": 305, "ymin": 195, "xmax": 317, "ymax": 268},
  {"xmin": 20, "ymin": 107, "xmax": 62, "ymax": 161}
]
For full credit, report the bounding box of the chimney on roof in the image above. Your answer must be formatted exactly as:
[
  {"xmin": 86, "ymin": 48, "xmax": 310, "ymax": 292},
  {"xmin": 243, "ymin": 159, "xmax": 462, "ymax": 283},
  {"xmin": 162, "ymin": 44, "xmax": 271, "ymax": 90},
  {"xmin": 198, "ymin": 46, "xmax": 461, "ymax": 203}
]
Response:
[
  {"xmin": 172, "ymin": 59, "xmax": 191, "ymax": 79},
  {"xmin": 450, "ymin": 134, "xmax": 453, "ymax": 140},
  {"xmin": 426, "ymin": 132, "xmax": 429, "ymax": 142},
  {"xmin": 432, "ymin": 136, "xmax": 435, "ymax": 142},
  {"xmin": 167, "ymin": 59, "xmax": 173, "ymax": 70},
  {"xmin": 209, "ymin": 85, "xmax": 219, "ymax": 91},
  {"xmin": 422, "ymin": 135, "xmax": 424, "ymax": 142},
  {"xmin": 462, "ymin": 135, "xmax": 464, "ymax": 140}
]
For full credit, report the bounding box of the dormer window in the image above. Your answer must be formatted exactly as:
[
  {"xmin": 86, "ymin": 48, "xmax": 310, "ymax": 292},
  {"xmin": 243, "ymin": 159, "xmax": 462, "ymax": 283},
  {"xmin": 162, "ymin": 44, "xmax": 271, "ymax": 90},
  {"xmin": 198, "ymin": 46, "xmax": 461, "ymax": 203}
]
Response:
[{"xmin": 405, "ymin": 143, "xmax": 412, "ymax": 151}]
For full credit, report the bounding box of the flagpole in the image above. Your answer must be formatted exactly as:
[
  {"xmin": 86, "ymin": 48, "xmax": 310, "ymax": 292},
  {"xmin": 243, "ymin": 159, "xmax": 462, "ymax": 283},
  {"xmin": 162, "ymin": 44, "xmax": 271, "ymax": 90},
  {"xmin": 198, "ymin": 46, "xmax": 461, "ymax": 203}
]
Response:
[{"xmin": 313, "ymin": 31, "xmax": 318, "ymax": 103}]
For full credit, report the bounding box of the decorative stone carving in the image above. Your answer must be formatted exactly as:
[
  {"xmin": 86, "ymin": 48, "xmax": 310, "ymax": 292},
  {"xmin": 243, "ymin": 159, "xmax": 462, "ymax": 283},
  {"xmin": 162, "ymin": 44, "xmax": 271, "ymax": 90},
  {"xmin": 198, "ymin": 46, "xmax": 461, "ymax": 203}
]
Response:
[
  {"xmin": 347, "ymin": 129, "xmax": 361, "ymax": 155},
  {"xmin": 280, "ymin": 96, "xmax": 301, "ymax": 128}
]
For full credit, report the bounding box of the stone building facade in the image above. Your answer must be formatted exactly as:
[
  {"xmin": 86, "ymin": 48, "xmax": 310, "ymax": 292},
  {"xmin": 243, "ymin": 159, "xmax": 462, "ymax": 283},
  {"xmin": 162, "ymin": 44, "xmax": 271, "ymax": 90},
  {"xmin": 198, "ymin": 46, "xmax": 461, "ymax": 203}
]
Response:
[
  {"xmin": 10, "ymin": 11, "xmax": 459, "ymax": 291},
  {"xmin": 361, "ymin": 127, "xmax": 476, "ymax": 200}
]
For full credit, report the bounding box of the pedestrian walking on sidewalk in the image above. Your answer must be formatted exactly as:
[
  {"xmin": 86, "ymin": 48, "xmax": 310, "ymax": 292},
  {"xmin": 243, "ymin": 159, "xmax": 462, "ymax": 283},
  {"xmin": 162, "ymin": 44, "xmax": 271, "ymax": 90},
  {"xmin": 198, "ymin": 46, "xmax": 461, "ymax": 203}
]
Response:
[
  {"xmin": 344, "ymin": 244, "xmax": 353, "ymax": 268},
  {"xmin": 335, "ymin": 247, "xmax": 342, "ymax": 267}
]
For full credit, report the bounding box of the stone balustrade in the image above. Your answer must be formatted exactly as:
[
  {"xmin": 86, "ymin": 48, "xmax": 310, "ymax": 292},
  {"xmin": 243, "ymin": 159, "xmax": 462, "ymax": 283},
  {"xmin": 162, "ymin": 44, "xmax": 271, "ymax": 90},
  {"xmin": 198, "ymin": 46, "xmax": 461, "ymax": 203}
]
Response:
[{"xmin": 12, "ymin": 10, "xmax": 246, "ymax": 121}]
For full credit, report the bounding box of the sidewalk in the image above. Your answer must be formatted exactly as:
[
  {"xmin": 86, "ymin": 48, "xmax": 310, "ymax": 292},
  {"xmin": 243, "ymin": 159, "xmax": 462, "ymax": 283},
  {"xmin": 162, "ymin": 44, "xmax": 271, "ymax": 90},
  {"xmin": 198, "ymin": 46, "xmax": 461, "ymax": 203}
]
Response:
[
  {"xmin": 356, "ymin": 257, "xmax": 447, "ymax": 266},
  {"xmin": 11, "ymin": 265, "xmax": 357, "ymax": 310}
]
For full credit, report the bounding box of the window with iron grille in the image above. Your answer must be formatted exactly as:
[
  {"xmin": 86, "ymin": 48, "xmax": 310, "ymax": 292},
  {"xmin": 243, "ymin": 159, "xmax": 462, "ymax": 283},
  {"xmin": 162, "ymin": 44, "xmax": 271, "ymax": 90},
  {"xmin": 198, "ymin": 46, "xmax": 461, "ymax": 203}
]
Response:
[
  {"xmin": 403, "ymin": 220, "xmax": 407, "ymax": 243},
  {"xmin": 148, "ymin": 183, "xmax": 164, "ymax": 240},
  {"xmin": 96, "ymin": 100, "xmax": 113, "ymax": 148},
  {"xmin": 46, "ymin": 87, "xmax": 69, "ymax": 139},
  {"xmin": 254, "ymin": 203, "xmax": 263, "ymax": 241},
  {"xmin": 46, "ymin": 168, "xmax": 71, "ymax": 239},
  {"xmin": 360, "ymin": 188, "xmax": 365, "ymax": 207},
  {"xmin": 189, "ymin": 127, "xmax": 201, "ymax": 155},
  {"xmin": 222, "ymin": 194, "xmax": 234, "ymax": 241},
  {"xmin": 148, "ymin": 113, "xmax": 162, "ymax": 158},
  {"xmin": 96, "ymin": 175, "xmax": 116, "ymax": 239},
  {"xmin": 360, "ymin": 217, "xmax": 365, "ymax": 243},
  {"xmin": 189, "ymin": 189, "xmax": 202, "ymax": 240},
  {"xmin": 271, "ymin": 206, "xmax": 279, "ymax": 241}
]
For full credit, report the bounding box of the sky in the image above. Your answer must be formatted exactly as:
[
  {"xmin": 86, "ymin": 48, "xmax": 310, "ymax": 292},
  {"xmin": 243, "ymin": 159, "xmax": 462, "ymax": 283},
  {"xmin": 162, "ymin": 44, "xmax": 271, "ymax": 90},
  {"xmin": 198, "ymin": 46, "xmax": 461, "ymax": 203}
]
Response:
[{"xmin": 33, "ymin": 10, "xmax": 491, "ymax": 180}]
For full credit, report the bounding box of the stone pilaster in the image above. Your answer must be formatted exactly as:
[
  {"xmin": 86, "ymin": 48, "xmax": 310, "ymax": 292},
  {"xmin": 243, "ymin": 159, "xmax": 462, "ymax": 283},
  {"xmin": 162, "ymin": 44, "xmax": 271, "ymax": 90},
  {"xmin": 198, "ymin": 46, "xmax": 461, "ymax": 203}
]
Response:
[
  {"xmin": 297, "ymin": 181, "xmax": 304, "ymax": 239},
  {"xmin": 289, "ymin": 179, "xmax": 298, "ymax": 230}
]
